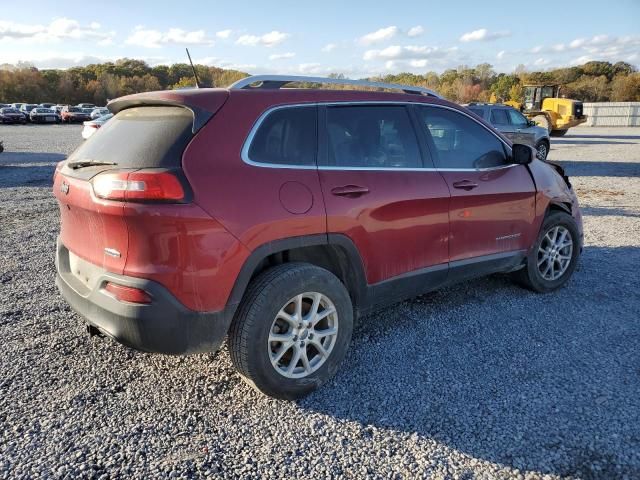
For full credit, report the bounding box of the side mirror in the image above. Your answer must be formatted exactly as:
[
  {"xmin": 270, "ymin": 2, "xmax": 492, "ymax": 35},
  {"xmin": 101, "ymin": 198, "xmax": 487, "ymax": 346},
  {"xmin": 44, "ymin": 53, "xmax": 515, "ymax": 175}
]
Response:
[{"xmin": 511, "ymin": 143, "xmax": 534, "ymax": 165}]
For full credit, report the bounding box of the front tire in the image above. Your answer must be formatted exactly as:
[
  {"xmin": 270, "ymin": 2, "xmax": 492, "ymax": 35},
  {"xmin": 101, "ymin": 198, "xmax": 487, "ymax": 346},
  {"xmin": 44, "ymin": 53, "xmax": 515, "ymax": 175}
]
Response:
[
  {"xmin": 535, "ymin": 140, "xmax": 549, "ymax": 160},
  {"xmin": 513, "ymin": 211, "xmax": 580, "ymax": 292},
  {"xmin": 227, "ymin": 263, "xmax": 353, "ymax": 400}
]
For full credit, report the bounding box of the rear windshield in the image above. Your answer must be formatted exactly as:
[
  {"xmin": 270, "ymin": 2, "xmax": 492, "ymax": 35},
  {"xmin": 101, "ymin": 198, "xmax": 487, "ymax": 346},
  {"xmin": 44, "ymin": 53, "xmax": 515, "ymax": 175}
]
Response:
[
  {"xmin": 67, "ymin": 106, "xmax": 193, "ymax": 169},
  {"xmin": 467, "ymin": 107, "xmax": 484, "ymax": 118}
]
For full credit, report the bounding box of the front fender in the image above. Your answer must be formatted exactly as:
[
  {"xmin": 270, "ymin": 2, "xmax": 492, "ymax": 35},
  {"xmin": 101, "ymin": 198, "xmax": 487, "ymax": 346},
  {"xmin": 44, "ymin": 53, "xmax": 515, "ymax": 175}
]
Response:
[{"xmin": 527, "ymin": 158, "xmax": 579, "ymax": 234}]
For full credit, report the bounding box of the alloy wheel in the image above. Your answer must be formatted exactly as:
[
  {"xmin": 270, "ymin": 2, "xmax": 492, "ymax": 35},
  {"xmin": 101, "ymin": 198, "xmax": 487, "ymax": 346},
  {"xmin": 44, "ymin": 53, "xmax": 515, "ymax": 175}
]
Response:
[
  {"xmin": 268, "ymin": 292, "xmax": 339, "ymax": 379},
  {"xmin": 537, "ymin": 225, "xmax": 573, "ymax": 281}
]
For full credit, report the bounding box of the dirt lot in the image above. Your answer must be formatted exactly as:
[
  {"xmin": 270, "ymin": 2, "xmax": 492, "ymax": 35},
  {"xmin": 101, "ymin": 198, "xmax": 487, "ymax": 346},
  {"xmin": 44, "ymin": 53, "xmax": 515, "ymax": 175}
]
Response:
[{"xmin": 1, "ymin": 125, "xmax": 639, "ymax": 479}]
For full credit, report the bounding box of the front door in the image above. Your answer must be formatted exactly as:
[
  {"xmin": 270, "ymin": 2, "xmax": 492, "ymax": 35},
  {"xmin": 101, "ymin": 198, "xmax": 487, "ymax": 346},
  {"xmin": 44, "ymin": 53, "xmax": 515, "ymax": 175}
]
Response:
[
  {"xmin": 415, "ymin": 105, "xmax": 537, "ymax": 262},
  {"xmin": 317, "ymin": 104, "xmax": 451, "ymax": 286}
]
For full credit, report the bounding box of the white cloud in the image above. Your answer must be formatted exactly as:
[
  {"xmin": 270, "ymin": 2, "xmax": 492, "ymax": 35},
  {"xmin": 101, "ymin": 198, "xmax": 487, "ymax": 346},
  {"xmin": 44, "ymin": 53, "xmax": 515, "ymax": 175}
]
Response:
[
  {"xmin": 269, "ymin": 52, "xmax": 295, "ymax": 60},
  {"xmin": 569, "ymin": 38, "xmax": 586, "ymax": 49},
  {"xmin": 358, "ymin": 26, "xmax": 399, "ymax": 46},
  {"xmin": 552, "ymin": 43, "xmax": 566, "ymax": 52},
  {"xmin": 409, "ymin": 59, "xmax": 428, "ymax": 68},
  {"xmin": 321, "ymin": 43, "xmax": 337, "ymax": 52},
  {"xmin": 534, "ymin": 57, "xmax": 549, "ymax": 66},
  {"xmin": 236, "ymin": 30, "xmax": 289, "ymax": 47},
  {"xmin": 125, "ymin": 26, "xmax": 214, "ymax": 48},
  {"xmin": 297, "ymin": 63, "xmax": 324, "ymax": 74},
  {"xmin": 0, "ymin": 18, "xmax": 114, "ymax": 44},
  {"xmin": 496, "ymin": 50, "xmax": 506, "ymax": 59},
  {"xmin": 570, "ymin": 55, "xmax": 592, "ymax": 66},
  {"xmin": 216, "ymin": 29, "xmax": 233, "ymax": 39},
  {"xmin": 407, "ymin": 25, "xmax": 424, "ymax": 37},
  {"xmin": 0, "ymin": 51, "xmax": 112, "ymax": 69},
  {"xmin": 459, "ymin": 28, "xmax": 510, "ymax": 42},
  {"xmin": 363, "ymin": 44, "xmax": 451, "ymax": 61}
]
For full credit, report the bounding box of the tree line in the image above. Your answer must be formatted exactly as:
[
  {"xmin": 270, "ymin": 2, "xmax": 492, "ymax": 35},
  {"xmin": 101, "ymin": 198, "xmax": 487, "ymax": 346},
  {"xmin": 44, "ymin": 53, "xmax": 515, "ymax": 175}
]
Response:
[
  {"xmin": 0, "ymin": 58, "xmax": 638, "ymax": 106},
  {"xmin": 0, "ymin": 59, "xmax": 247, "ymax": 105}
]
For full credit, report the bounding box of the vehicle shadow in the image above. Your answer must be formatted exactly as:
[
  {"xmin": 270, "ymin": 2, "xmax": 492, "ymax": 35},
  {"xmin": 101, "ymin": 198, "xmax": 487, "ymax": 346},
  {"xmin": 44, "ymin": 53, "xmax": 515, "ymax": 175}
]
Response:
[
  {"xmin": 300, "ymin": 245, "xmax": 640, "ymax": 478},
  {"xmin": 0, "ymin": 152, "xmax": 65, "ymax": 188},
  {"xmin": 580, "ymin": 205, "xmax": 640, "ymax": 218},
  {"xmin": 551, "ymin": 139, "xmax": 635, "ymax": 146},
  {"xmin": 565, "ymin": 134, "xmax": 640, "ymax": 141},
  {"xmin": 553, "ymin": 160, "xmax": 640, "ymax": 177}
]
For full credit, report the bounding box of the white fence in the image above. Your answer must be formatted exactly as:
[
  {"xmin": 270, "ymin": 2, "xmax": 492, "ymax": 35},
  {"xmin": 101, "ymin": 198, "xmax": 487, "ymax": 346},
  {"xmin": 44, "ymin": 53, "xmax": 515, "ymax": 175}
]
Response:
[{"xmin": 583, "ymin": 102, "xmax": 640, "ymax": 127}]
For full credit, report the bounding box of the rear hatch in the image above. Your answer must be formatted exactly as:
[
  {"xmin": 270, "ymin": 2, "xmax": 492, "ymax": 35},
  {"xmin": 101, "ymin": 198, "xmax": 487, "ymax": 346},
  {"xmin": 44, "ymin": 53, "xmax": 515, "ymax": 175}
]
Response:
[{"xmin": 54, "ymin": 90, "xmax": 228, "ymax": 274}]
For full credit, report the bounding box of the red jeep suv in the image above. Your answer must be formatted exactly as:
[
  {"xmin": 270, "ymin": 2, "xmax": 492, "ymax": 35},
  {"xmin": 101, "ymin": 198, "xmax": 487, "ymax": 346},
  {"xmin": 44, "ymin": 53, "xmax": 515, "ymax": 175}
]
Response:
[{"xmin": 54, "ymin": 75, "xmax": 583, "ymax": 399}]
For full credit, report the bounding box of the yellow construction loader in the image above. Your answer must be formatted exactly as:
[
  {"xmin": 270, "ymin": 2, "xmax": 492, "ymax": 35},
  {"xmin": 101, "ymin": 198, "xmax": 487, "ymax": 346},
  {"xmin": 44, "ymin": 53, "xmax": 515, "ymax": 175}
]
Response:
[{"xmin": 501, "ymin": 84, "xmax": 587, "ymax": 137}]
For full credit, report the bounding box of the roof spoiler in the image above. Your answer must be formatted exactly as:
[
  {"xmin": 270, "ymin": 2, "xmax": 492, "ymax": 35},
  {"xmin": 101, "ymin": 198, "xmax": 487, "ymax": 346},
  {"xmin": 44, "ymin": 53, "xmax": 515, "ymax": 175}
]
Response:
[{"xmin": 107, "ymin": 90, "xmax": 229, "ymax": 133}]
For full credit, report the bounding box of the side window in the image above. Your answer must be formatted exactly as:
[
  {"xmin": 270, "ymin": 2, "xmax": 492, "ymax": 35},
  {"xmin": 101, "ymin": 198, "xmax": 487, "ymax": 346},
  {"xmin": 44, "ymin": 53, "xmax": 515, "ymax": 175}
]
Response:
[
  {"xmin": 417, "ymin": 106, "xmax": 508, "ymax": 169},
  {"xmin": 324, "ymin": 106, "xmax": 421, "ymax": 168},
  {"xmin": 247, "ymin": 106, "xmax": 316, "ymax": 166},
  {"xmin": 507, "ymin": 109, "xmax": 529, "ymax": 128},
  {"xmin": 490, "ymin": 108, "xmax": 509, "ymax": 126}
]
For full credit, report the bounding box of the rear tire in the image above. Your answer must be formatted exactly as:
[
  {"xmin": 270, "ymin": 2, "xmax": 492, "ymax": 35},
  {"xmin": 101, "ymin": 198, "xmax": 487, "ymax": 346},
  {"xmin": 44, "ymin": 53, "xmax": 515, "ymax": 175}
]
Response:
[
  {"xmin": 227, "ymin": 263, "xmax": 353, "ymax": 400},
  {"xmin": 513, "ymin": 211, "xmax": 580, "ymax": 293},
  {"xmin": 550, "ymin": 129, "xmax": 569, "ymax": 137}
]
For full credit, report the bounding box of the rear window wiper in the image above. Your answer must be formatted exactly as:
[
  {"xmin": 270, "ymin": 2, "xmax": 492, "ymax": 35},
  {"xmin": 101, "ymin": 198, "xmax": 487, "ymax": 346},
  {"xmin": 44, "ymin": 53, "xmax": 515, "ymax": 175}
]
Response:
[{"xmin": 67, "ymin": 160, "xmax": 117, "ymax": 169}]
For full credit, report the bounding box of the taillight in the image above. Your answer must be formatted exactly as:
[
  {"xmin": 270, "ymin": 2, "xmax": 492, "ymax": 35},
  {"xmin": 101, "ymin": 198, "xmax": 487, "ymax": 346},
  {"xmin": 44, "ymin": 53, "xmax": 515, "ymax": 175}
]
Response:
[
  {"xmin": 104, "ymin": 282, "xmax": 152, "ymax": 304},
  {"xmin": 92, "ymin": 170, "xmax": 185, "ymax": 202}
]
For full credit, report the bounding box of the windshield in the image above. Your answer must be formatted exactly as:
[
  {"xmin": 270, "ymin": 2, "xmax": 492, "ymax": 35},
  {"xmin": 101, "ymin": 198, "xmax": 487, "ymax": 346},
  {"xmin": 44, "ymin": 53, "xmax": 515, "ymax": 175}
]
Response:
[
  {"xmin": 1, "ymin": 108, "xmax": 19, "ymax": 113},
  {"xmin": 68, "ymin": 107, "xmax": 80, "ymax": 112}
]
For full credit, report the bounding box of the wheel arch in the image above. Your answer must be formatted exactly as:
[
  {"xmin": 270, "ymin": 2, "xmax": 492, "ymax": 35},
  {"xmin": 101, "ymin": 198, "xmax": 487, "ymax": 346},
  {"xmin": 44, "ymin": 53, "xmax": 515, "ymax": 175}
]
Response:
[
  {"xmin": 547, "ymin": 201, "xmax": 572, "ymax": 216},
  {"xmin": 226, "ymin": 234, "xmax": 367, "ymax": 315}
]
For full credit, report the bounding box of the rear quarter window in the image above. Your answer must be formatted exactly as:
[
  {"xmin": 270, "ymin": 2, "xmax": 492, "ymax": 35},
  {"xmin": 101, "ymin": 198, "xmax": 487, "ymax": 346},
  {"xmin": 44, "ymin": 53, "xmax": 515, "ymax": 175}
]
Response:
[{"xmin": 246, "ymin": 106, "xmax": 317, "ymax": 166}]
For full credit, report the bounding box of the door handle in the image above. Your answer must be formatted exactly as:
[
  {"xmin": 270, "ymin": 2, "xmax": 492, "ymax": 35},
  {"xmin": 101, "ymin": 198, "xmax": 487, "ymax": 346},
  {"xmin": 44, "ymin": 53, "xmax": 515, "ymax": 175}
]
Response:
[
  {"xmin": 331, "ymin": 185, "xmax": 370, "ymax": 198},
  {"xmin": 452, "ymin": 180, "xmax": 478, "ymax": 191}
]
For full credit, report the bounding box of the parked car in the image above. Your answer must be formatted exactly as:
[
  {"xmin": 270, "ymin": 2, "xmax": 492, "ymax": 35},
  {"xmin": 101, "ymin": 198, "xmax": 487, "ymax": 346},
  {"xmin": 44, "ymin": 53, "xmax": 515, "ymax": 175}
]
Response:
[
  {"xmin": 29, "ymin": 107, "xmax": 61, "ymax": 124},
  {"xmin": 76, "ymin": 103, "xmax": 95, "ymax": 109},
  {"xmin": 0, "ymin": 103, "xmax": 9, "ymax": 109},
  {"xmin": 0, "ymin": 107, "xmax": 27, "ymax": 124},
  {"xmin": 465, "ymin": 103, "xmax": 551, "ymax": 160},
  {"xmin": 53, "ymin": 75, "xmax": 583, "ymax": 399},
  {"xmin": 81, "ymin": 113, "xmax": 113, "ymax": 139},
  {"xmin": 10, "ymin": 102, "xmax": 26, "ymax": 110},
  {"xmin": 19, "ymin": 103, "xmax": 38, "ymax": 121},
  {"xmin": 60, "ymin": 106, "xmax": 91, "ymax": 123},
  {"xmin": 90, "ymin": 107, "xmax": 109, "ymax": 119},
  {"xmin": 39, "ymin": 102, "xmax": 56, "ymax": 109}
]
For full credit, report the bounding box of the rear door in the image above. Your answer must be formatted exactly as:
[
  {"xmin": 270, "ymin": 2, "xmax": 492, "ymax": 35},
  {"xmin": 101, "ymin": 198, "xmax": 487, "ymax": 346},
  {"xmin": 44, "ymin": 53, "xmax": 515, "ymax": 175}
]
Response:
[
  {"xmin": 317, "ymin": 104, "xmax": 450, "ymax": 286},
  {"xmin": 415, "ymin": 105, "xmax": 536, "ymax": 262}
]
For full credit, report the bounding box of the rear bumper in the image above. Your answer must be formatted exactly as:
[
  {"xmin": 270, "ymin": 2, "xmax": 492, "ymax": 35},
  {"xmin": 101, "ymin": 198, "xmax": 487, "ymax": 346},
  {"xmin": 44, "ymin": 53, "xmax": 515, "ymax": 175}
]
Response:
[{"xmin": 55, "ymin": 240, "xmax": 233, "ymax": 355}]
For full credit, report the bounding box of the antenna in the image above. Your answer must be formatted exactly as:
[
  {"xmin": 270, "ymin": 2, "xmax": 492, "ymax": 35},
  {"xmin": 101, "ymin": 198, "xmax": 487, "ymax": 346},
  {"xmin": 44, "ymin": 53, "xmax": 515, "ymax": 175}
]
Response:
[{"xmin": 185, "ymin": 48, "xmax": 201, "ymax": 88}]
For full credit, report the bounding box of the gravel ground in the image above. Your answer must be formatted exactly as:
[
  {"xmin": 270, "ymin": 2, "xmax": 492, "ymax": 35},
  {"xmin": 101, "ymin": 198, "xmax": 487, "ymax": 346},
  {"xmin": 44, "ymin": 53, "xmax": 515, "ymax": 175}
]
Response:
[{"xmin": 1, "ymin": 124, "xmax": 639, "ymax": 479}]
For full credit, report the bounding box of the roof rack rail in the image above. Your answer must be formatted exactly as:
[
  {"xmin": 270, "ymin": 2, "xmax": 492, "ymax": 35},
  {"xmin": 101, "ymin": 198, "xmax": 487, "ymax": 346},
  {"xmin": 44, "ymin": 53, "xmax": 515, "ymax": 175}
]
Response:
[{"xmin": 229, "ymin": 75, "xmax": 441, "ymax": 98}]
